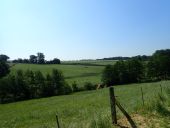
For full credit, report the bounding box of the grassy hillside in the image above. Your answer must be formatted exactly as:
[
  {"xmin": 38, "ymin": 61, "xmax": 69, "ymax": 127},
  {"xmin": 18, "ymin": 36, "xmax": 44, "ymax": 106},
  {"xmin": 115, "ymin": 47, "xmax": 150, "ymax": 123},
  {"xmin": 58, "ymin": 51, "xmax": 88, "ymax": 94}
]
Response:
[
  {"xmin": 0, "ymin": 81, "xmax": 169, "ymax": 128},
  {"xmin": 11, "ymin": 64, "xmax": 104, "ymax": 86}
]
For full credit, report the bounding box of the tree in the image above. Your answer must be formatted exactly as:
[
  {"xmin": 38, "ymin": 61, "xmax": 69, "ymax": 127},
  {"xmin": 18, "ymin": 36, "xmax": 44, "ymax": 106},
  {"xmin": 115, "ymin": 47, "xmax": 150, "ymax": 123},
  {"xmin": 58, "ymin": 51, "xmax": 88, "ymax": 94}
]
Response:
[
  {"xmin": 102, "ymin": 59, "xmax": 144, "ymax": 86},
  {"xmin": 29, "ymin": 55, "xmax": 37, "ymax": 64},
  {"xmin": 51, "ymin": 69, "xmax": 71, "ymax": 95},
  {"xmin": 14, "ymin": 70, "xmax": 30, "ymax": 100},
  {"xmin": 0, "ymin": 54, "xmax": 9, "ymax": 62},
  {"xmin": 147, "ymin": 49, "xmax": 170, "ymax": 80},
  {"xmin": 113, "ymin": 61, "xmax": 129, "ymax": 84},
  {"xmin": 0, "ymin": 61, "xmax": 10, "ymax": 78},
  {"xmin": 127, "ymin": 59, "xmax": 144, "ymax": 83},
  {"xmin": 52, "ymin": 58, "xmax": 61, "ymax": 64},
  {"xmin": 102, "ymin": 65, "xmax": 115, "ymax": 86},
  {"xmin": 37, "ymin": 53, "xmax": 45, "ymax": 64},
  {"xmin": 34, "ymin": 71, "xmax": 45, "ymax": 97},
  {"xmin": 42, "ymin": 74, "xmax": 55, "ymax": 97},
  {"xmin": 23, "ymin": 59, "xmax": 29, "ymax": 63}
]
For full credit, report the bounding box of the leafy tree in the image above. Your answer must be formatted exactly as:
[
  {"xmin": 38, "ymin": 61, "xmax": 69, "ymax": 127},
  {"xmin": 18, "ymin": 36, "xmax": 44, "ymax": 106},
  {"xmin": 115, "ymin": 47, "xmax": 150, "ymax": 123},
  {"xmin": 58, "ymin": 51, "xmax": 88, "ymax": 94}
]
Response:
[
  {"xmin": 52, "ymin": 58, "xmax": 61, "ymax": 64},
  {"xmin": 34, "ymin": 71, "xmax": 45, "ymax": 97},
  {"xmin": 46, "ymin": 58, "xmax": 61, "ymax": 64},
  {"xmin": 127, "ymin": 59, "xmax": 144, "ymax": 83},
  {"xmin": 0, "ymin": 61, "xmax": 10, "ymax": 78},
  {"xmin": 42, "ymin": 74, "xmax": 55, "ymax": 97},
  {"xmin": 13, "ymin": 70, "xmax": 30, "ymax": 100},
  {"xmin": 37, "ymin": 53, "xmax": 45, "ymax": 64},
  {"xmin": 102, "ymin": 65, "xmax": 115, "ymax": 86},
  {"xmin": 24, "ymin": 70, "xmax": 35, "ymax": 98},
  {"xmin": 113, "ymin": 61, "xmax": 129, "ymax": 84},
  {"xmin": 51, "ymin": 69, "xmax": 72, "ymax": 95},
  {"xmin": 29, "ymin": 55, "xmax": 37, "ymax": 64},
  {"xmin": 0, "ymin": 77, "xmax": 11, "ymax": 103},
  {"xmin": 0, "ymin": 54, "xmax": 9, "ymax": 62},
  {"xmin": 102, "ymin": 59, "xmax": 144, "ymax": 86},
  {"xmin": 84, "ymin": 82, "xmax": 96, "ymax": 90},
  {"xmin": 23, "ymin": 59, "xmax": 29, "ymax": 63},
  {"xmin": 147, "ymin": 49, "xmax": 170, "ymax": 80},
  {"xmin": 72, "ymin": 81, "xmax": 79, "ymax": 92}
]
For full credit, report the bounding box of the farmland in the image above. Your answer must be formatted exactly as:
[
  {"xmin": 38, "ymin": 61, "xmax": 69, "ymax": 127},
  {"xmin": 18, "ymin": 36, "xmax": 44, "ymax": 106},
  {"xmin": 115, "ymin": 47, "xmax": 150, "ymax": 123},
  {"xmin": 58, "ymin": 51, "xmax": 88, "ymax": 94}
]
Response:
[
  {"xmin": 10, "ymin": 61, "xmax": 109, "ymax": 86},
  {"xmin": 0, "ymin": 80, "xmax": 170, "ymax": 128}
]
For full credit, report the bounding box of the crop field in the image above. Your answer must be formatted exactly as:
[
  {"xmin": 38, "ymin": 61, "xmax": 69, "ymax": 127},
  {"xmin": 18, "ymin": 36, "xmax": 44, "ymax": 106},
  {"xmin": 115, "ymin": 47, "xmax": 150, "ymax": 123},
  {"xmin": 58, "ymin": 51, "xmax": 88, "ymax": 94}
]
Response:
[
  {"xmin": 0, "ymin": 80, "xmax": 170, "ymax": 128},
  {"xmin": 10, "ymin": 63, "xmax": 105, "ymax": 86}
]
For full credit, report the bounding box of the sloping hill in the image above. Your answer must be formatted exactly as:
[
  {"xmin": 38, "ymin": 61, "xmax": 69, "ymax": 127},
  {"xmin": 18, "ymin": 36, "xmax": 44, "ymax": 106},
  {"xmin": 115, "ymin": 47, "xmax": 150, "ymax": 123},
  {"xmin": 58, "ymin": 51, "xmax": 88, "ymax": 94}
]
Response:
[
  {"xmin": 0, "ymin": 81, "xmax": 169, "ymax": 128},
  {"xmin": 11, "ymin": 64, "xmax": 104, "ymax": 86}
]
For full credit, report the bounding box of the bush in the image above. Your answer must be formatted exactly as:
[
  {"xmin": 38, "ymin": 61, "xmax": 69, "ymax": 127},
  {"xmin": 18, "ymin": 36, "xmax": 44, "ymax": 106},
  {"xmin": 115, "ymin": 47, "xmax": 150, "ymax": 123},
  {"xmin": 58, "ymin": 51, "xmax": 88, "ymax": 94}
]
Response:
[
  {"xmin": 72, "ymin": 81, "xmax": 79, "ymax": 92},
  {"xmin": 84, "ymin": 82, "xmax": 96, "ymax": 90},
  {"xmin": 0, "ymin": 61, "xmax": 10, "ymax": 78}
]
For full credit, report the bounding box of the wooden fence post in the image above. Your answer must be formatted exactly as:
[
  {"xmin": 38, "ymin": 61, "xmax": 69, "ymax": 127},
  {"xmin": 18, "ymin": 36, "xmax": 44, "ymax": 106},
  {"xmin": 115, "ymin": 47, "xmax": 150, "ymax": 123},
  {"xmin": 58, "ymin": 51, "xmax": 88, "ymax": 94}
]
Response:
[
  {"xmin": 56, "ymin": 115, "xmax": 60, "ymax": 128},
  {"xmin": 109, "ymin": 87, "xmax": 117, "ymax": 124},
  {"xmin": 115, "ymin": 99, "xmax": 137, "ymax": 128},
  {"xmin": 160, "ymin": 84, "xmax": 163, "ymax": 94},
  {"xmin": 141, "ymin": 87, "xmax": 144, "ymax": 106}
]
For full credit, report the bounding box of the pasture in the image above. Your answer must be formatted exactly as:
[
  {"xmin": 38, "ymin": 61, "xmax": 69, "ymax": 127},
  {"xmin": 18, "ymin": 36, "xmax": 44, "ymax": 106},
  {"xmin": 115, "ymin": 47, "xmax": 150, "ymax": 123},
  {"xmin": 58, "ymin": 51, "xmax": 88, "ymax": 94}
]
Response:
[
  {"xmin": 0, "ymin": 80, "xmax": 170, "ymax": 128},
  {"xmin": 10, "ymin": 63, "xmax": 105, "ymax": 86}
]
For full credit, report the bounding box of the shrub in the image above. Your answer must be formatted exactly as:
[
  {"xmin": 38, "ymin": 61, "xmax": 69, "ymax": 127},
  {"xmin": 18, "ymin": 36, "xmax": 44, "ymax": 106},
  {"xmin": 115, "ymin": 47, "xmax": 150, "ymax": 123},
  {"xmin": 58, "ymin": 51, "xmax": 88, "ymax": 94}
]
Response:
[
  {"xmin": 72, "ymin": 81, "xmax": 79, "ymax": 92},
  {"xmin": 84, "ymin": 82, "xmax": 96, "ymax": 90}
]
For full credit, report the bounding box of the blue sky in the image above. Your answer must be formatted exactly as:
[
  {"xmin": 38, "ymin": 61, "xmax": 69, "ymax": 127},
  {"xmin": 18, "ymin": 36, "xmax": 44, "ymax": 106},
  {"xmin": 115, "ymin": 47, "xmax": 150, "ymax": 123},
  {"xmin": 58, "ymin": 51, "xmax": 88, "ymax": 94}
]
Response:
[{"xmin": 1, "ymin": 0, "xmax": 170, "ymax": 60}]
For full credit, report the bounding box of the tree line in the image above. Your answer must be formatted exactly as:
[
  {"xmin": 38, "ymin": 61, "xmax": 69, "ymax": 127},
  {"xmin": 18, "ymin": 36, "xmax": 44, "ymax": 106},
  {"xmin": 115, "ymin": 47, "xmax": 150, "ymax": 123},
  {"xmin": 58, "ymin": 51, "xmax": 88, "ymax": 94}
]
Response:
[
  {"xmin": 10, "ymin": 52, "xmax": 61, "ymax": 64},
  {"xmin": 98, "ymin": 55, "xmax": 151, "ymax": 61},
  {"xmin": 0, "ymin": 69, "xmax": 72, "ymax": 103},
  {"xmin": 102, "ymin": 49, "xmax": 170, "ymax": 86}
]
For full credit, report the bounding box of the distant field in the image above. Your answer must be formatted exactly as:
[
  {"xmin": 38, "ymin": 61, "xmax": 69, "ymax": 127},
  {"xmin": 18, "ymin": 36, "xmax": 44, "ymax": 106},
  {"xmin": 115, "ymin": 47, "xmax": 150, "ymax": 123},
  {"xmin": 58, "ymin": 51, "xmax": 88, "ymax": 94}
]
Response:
[
  {"xmin": 11, "ymin": 64, "xmax": 104, "ymax": 86},
  {"xmin": 62, "ymin": 60, "xmax": 117, "ymax": 66},
  {"xmin": 0, "ymin": 81, "xmax": 169, "ymax": 128}
]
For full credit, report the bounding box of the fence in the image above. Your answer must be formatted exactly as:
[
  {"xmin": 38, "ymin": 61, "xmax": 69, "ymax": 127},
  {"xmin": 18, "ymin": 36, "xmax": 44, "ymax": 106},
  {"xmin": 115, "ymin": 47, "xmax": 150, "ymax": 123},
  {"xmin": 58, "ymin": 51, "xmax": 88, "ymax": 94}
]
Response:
[{"xmin": 55, "ymin": 82, "xmax": 169, "ymax": 128}]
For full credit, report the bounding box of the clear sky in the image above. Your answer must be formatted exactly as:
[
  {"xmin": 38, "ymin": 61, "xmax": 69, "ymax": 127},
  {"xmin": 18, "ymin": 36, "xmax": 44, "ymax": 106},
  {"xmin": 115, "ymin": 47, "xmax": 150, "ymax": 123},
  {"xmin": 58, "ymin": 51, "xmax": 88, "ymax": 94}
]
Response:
[{"xmin": 1, "ymin": 0, "xmax": 170, "ymax": 60}]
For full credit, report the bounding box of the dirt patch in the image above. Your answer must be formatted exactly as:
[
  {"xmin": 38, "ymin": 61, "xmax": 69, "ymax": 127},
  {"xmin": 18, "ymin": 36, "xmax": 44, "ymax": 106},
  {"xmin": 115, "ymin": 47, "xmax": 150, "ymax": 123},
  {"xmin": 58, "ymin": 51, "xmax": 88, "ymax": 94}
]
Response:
[{"xmin": 116, "ymin": 114, "xmax": 160, "ymax": 128}]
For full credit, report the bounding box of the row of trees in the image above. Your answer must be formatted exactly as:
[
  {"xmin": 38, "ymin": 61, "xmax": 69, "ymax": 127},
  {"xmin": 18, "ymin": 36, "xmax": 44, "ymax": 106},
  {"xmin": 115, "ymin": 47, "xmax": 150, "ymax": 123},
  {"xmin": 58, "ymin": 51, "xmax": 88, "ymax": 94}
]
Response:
[
  {"xmin": 98, "ymin": 55, "xmax": 151, "ymax": 61},
  {"xmin": 102, "ymin": 49, "xmax": 170, "ymax": 86},
  {"xmin": 12, "ymin": 52, "xmax": 61, "ymax": 64},
  {"xmin": 102, "ymin": 59, "xmax": 144, "ymax": 86},
  {"xmin": 0, "ymin": 69, "xmax": 72, "ymax": 103}
]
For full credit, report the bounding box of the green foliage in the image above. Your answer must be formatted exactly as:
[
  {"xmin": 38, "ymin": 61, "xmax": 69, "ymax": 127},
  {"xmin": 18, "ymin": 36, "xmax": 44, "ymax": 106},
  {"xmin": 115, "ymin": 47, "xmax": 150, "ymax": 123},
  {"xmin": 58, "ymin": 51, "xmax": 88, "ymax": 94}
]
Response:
[
  {"xmin": 11, "ymin": 64, "xmax": 104, "ymax": 87},
  {"xmin": 102, "ymin": 59, "xmax": 144, "ymax": 86},
  {"xmin": 29, "ymin": 55, "xmax": 37, "ymax": 64},
  {"xmin": 0, "ymin": 61, "xmax": 10, "ymax": 78},
  {"xmin": 102, "ymin": 65, "xmax": 115, "ymax": 86},
  {"xmin": 84, "ymin": 82, "xmax": 96, "ymax": 90},
  {"xmin": 0, "ymin": 69, "xmax": 72, "ymax": 103},
  {"xmin": 147, "ymin": 49, "xmax": 170, "ymax": 80},
  {"xmin": 72, "ymin": 81, "xmax": 79, "ymax": 92},
  {"xmin": 0, "ymin": 54, "xmax": 9, "ymax": 62},
  {"xmin": 37, "ymin": 52, "xmax": 45, "ymax": 64},
  {"xmin": 0, "ymin": 81, "xmax": 169, "ymax": 127}
]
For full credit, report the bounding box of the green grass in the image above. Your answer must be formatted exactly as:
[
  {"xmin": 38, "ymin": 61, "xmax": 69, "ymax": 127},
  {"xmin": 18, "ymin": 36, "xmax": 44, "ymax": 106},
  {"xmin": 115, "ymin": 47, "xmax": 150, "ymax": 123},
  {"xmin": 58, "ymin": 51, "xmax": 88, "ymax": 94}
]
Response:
[
  {"xmin": 0, "ymin": 80, "xmax": 170, "ymax": 128},
  {"xmin": 11, "ymin": 64, "xmax": 104, "ymax": 86},
  {"xmin": 62, "ymin": 60, "xmax": 117, "ymax": 66}
]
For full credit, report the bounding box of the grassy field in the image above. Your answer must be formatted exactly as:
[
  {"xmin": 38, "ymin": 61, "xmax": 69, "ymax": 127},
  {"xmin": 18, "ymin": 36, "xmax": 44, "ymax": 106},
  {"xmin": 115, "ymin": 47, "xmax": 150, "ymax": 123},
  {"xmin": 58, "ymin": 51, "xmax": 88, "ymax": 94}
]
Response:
[
  {"xmin": 62, "ymin": 60, "xmax": 117, "ymax": 66},
  {"xmin": 0, "ymin": 80, "xmax": 170, "ymax": 128},
  {"xmin": 11, "ymin": 64, "xmax": 104, "ymax": 86}
]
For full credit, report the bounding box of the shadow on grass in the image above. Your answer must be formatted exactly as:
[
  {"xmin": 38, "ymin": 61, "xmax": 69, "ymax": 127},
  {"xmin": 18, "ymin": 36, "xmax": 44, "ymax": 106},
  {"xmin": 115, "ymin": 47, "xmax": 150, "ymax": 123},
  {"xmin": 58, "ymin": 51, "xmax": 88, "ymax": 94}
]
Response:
[
  {"xmin": 156, "ymin": 102, "xmax": 170, "ymax": 117},
  {"xmin": 65, "ymin": 73, "xmax": 100, "ymax": 79}
]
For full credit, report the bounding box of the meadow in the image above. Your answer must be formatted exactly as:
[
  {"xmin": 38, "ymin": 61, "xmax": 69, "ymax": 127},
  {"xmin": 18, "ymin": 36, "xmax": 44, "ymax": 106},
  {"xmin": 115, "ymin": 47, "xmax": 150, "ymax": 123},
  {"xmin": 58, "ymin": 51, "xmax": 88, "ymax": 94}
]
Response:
[
  {"xmin": 0, "ymin": 80, "xmax": 170, "ymax": 128},
  {"xmin": 10, "ymin": 63, "xmax": 106, "ymax": 86},
  {"xmin": 62, "ymin": 60, "xmax": 117, "ymax": 66}
]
